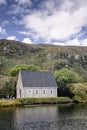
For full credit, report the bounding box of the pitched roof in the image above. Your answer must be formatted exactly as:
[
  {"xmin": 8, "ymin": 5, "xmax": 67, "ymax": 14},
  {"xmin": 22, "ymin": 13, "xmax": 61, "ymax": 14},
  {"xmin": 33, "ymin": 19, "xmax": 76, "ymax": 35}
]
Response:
[{"xmin": 21, "ymin": 71, "xmax": 57, "ymax": 87}]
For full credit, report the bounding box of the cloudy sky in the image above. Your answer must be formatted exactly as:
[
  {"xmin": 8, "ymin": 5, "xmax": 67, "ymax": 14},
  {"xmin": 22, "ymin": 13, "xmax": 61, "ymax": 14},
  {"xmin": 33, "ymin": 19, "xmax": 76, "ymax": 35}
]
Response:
[{"xmin": 0, "ymin": 0, "xmax": 87, "ymax": 46}]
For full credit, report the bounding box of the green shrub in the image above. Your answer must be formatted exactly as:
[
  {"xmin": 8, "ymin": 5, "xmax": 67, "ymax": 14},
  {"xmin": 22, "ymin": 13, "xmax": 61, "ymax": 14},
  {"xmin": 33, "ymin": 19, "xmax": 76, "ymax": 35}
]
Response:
[
  {"xmin": 69, "ymin": 83, "xmax": 87, "ymax": 102},
  {"xmin": 54, "ymin": 68, "xmax": 84, "ymax": 96},
  {"xmin": 18, "ymin": 97, "xmax": 72, "ymax": 105},
  {"xmin": 73, "ymin": 96, "xmax": 84, "ymax": 103}
]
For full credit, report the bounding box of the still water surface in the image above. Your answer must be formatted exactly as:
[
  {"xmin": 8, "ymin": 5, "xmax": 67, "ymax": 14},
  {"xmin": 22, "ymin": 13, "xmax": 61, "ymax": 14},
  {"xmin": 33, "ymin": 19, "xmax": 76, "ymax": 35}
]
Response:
[{"xmin": 0, "ymin": 104, "xmax": 87, "ymax": 130}]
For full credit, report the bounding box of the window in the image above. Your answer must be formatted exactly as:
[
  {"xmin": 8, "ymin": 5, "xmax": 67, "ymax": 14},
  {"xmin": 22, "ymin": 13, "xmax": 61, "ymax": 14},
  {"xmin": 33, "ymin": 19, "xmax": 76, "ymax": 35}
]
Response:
[
  {"xmin": 36, "ymin": 90, "xmax": 38, "ymax": 94},
  {"xmin": 28, "ymin": 90, "xmax": 31, "ymax": 93},
  {"xmin": 43, "ymin": 90, "xmax": 45, "ymax": 94},
  {"xmin": 51, "ymin": 90, "xmax": 52, "ymax": 94}
]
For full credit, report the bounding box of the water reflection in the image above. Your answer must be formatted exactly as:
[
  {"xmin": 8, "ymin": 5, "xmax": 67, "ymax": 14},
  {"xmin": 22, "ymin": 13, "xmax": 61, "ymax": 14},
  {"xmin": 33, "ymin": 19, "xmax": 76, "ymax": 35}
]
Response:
[
  {"xmin": 15, "ymin": 105, "xmax": 58, "ymax": 130},
  {"xmin": 0, "ymin": 108, "xmax": 15, "ymax": 130},
  {"xmin": 0, "ymin": 104, "xmax": 87, "ymax": 130}
]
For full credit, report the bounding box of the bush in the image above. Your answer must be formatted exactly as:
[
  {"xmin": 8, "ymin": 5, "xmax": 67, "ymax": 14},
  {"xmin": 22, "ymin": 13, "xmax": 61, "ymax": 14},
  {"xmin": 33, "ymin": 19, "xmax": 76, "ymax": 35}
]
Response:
[
  {"xmin": 69, "ymin": 83, "xmax": 87, "ymax": 102},
  {"xmin": 54, "ymin": 68, "xmax": 84, "ymax": 96}
]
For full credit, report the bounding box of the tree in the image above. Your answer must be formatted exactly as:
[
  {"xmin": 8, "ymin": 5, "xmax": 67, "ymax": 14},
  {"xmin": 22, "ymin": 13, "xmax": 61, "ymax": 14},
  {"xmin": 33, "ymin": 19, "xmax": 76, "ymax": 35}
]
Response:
[
  {"xmin": 3, "ymin": 78, "xmax": 16, "ymax": 98},
  {"xmin": 54, "ymin": 68, "xmax": 84, "ymax": 96},
  {"xmin": 0, "ymin": 77, "xmax": 16, "ymax": 98},
  {"xmin": 8, "ymin": 64, "xmax": 39, "ymax": 76},
  {"xmin": 0, "ymin": 76, "xmax": 10, "ymax": 98},
  {"xmin": 69, "ymin": 83, "xmax": 87, "ymax": 102}
]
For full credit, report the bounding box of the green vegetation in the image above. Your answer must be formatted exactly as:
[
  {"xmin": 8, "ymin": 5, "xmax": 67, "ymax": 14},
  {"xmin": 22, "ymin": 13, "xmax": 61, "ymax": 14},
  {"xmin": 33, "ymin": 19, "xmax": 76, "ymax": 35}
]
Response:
[
  {"xmin": 18, "ymin": 97, "xmax": 72, "ymax": 105},
  {"xmin": 0, "ymin": 39, "xmax": 87, "ymax": 103},
  {"xmin": 0, "ymin": 39, "xmax": 87, "ymax": 78},
  {"xmin": 0, "ymin": 97, "xmax": 72, "ymax": 107},
  {"xmin": 0, "ymin": 64, "xmax": 39, "ymax": 98},
  {"xmin": 69, "ymin": 83, "xmax": 87, "ymax": 102},
  {"xmin": 0, "ymin": 77, "xmax": 16, "ymax": 98},
  {"xmin": 54, "ymin": 68, "xmax": 84, "ymax": 96},
  {"xmin": 0, "ymin": 99, "xmax": 21, "ymax": 107},
  {"xmin": 8, "ymin": 64, "xmax": 39, "ymax": 76}
]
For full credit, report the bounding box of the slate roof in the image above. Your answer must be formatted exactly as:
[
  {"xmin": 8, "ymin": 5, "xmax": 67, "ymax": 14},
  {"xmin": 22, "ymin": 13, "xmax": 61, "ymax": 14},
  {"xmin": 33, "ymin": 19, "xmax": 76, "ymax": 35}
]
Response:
[{"xmin": 21, "ymin": 71, "xmax": 58, "ymax": 88}]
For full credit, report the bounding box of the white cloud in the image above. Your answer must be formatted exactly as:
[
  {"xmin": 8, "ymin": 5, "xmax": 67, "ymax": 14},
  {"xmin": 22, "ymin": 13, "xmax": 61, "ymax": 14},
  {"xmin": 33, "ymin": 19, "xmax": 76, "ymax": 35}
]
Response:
[
  {"xmin": 0, "ymin": 0, "xmax": 6, "ymax": 5},
  {"xmin": 19, "ymin": 31, "xmax": 39, "ymax": 40},
  {"xmin": 65, "ymin": 38, "xmax": 81, "ymax": 46},
  {"xmin": 21, "ymin": 0, "xmax": 87, "ymax": 43},
  {"xmin": 50, "ymin": 38, "xmax": 87, "ymax": 46},
  {"xmin": 81, "ymin": 38, "xmax": 87, "ymax": 46},
  {"xmin": 51, "ymin": 42, "xmax": 64, "ymax": 46},
  {"xmin": 0, "ymin": 26, "xmax": 6, "ymax": 34},
  {"xmin": 61, "ymin": 0, "xmax": 87, "ymax": 12},
  {"xmin": 22, "ymin": 38, "xmax": 32, "ymax": 44},
  {"xmin": 19, "ymin": 31, "xmax": 31, "ymax": 36},
  {"xmin": 7, "ymin": 36, "xmax": 17, "ymax": 40},
  {"xmin": 52, "ymin": 38, "xmax": 87, "ymax": 46}
]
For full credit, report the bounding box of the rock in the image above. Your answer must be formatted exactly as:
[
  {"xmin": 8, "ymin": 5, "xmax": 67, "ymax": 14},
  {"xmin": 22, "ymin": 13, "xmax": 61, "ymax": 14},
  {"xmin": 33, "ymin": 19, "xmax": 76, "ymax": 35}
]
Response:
[
  {"xmin": 74, "ymin": 55, "xmax": 80, "ymax": 60},
  {"xmin": 46, "ymin": 53, "xmax": 53, "ymax": 59}
]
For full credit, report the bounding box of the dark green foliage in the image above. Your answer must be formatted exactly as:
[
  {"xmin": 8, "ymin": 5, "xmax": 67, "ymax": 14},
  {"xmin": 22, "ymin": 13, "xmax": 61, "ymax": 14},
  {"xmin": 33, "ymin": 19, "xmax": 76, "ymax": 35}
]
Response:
[
  {"xmin": 54, "ymin": 68, "xmax": 84, "ymax": 96},
  {"xmin": 1, "ymin": 78, "xmax": 16, "ymax": 98},
  {"xmin": 4, "ymin": 81, "xmax": 15, "ymax": 97},
  {"xmin": 8, "ymin": 64, "xmax": 39, "ymax": 76}
]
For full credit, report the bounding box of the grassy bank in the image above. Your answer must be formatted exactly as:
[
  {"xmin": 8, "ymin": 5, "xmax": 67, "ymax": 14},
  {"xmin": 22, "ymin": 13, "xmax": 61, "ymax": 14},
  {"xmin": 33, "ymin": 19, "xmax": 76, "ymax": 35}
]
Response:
[
  {"xmin": 0, "ymin": 97, "xmax": 72, "ymax": 107},
  {"xmin": 18, "ymin": 97, "xmax": 72, "ymax": 105},
  {"xmin": 0, "ymin": 99, "xmax": 21, "ymax": 107}
]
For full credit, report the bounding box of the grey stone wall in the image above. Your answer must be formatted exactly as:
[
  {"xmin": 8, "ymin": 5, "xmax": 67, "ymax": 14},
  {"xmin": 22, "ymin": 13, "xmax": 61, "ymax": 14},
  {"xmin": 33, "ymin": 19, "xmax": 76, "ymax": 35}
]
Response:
[
  {"xmin": 23, "ymin": 87, "xmax": 57, "ymax": 98},
  {"xmin": 16, "ymin": 71, "xmax": 24, "ymax": 98}
]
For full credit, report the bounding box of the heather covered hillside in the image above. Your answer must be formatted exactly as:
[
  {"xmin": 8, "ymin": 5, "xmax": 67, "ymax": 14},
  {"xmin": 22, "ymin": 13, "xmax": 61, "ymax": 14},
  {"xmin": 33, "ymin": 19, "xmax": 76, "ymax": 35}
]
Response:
[{"xmin": 0, "ymin": 39, "xmax": 87, "ymax": 80}]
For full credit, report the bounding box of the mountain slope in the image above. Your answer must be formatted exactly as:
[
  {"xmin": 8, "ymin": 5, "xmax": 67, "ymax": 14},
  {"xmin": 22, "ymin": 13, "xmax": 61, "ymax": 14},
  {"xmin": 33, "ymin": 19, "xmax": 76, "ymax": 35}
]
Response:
[{"xmin": 0, "ymin": 39, "xmax": 87, "ymax": 80}]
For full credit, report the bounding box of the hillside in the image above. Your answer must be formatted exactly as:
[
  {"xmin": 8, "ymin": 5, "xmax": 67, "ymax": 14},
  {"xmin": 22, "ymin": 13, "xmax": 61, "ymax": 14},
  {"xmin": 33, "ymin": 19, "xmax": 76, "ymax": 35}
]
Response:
[{"xmin": 0, "ymin": 39, "xmax": 87, "ymax": 80}]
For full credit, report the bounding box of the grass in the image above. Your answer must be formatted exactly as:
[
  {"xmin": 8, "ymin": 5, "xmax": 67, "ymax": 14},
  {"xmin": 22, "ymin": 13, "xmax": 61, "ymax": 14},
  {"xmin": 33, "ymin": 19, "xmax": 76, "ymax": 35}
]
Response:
[
  {"xmin": 0, "ymin": 97, "xmax": 72, "ymax": 107},
  {"xmin": 0, "ymin": 99, "xmax": 21, "ymax": 107}
]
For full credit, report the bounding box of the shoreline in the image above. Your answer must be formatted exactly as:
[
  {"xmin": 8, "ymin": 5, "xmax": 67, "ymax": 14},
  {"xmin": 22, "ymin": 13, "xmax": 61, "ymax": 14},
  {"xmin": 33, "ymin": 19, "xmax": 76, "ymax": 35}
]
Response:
[{"xmin": 0, "ymin": 97, "xmax": 72, "ymax": 107}]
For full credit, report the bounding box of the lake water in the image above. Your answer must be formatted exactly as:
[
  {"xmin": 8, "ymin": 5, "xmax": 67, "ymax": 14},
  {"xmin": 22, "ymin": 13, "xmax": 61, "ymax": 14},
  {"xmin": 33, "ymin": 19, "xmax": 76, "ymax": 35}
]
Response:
[{"xmin": 0, "ymin": 104, "xmax": 87, "ymax": 130}]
